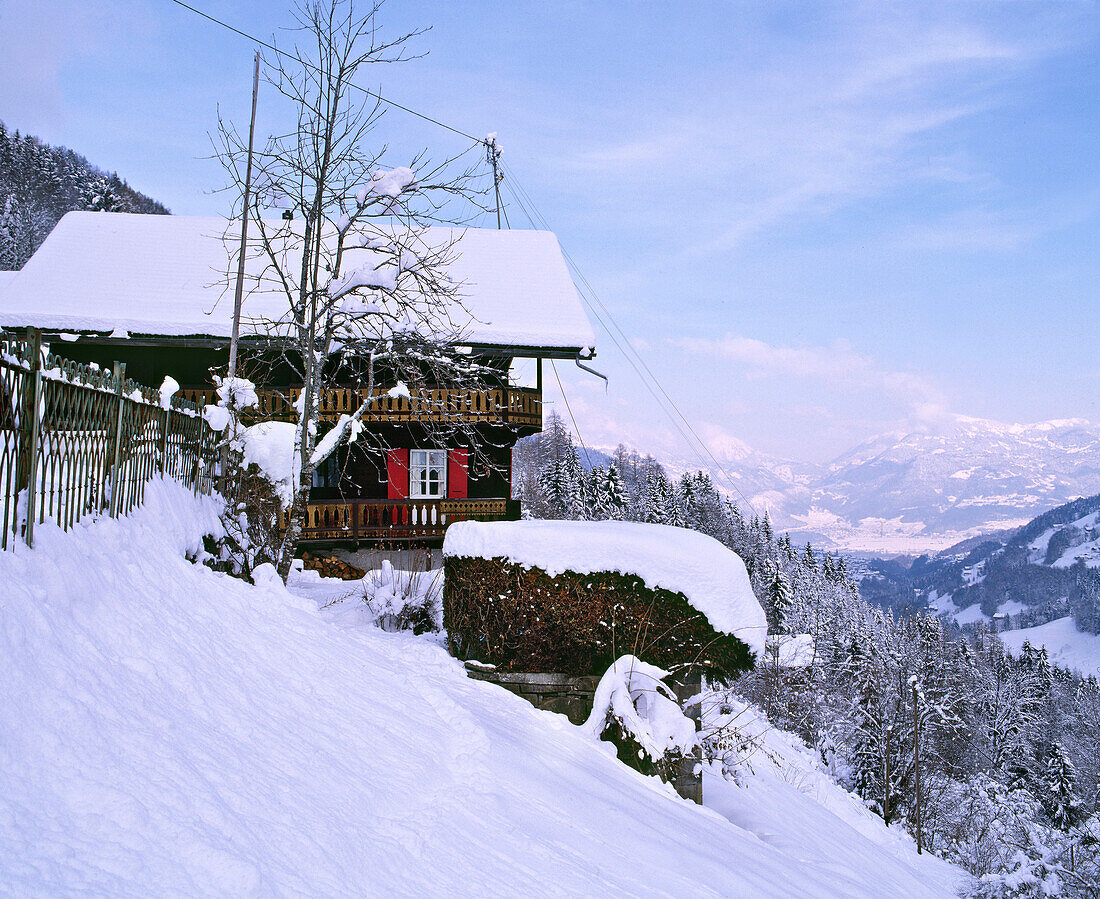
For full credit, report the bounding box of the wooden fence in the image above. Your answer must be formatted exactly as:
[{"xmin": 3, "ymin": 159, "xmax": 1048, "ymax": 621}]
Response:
[
  {"xmin": 1, "ymin": 330, "xmax": 216, "ymax": 550},
  {"xmin": 290, "ymin": 497, "xmax": 517, "ymax": 542}
]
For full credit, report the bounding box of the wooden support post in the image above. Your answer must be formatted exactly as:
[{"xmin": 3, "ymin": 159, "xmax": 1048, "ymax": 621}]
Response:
[
  {"xmin": 536, "ymin": 357, "xmax": 544, "ymax": 430},
  {"xmin": 15, "ymin": 328, "xmax": 43, "ymax": 547},
  {"xmin": 107, "ymin": 362, "xmax": 126, "ymax": 518}
]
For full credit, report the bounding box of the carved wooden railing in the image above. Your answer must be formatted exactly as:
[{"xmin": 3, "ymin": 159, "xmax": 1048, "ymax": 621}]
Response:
[
  {"xmin": 180, "ymin": 385, "xmax": 542, "ymax": 429},
  {"xmin": 283, "ymin": 497, "xmax": 517, "ymax": 542}
]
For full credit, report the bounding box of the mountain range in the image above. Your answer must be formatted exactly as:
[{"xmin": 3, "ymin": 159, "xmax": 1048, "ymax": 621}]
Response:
[{"xmin": 661, "ymin": 416, "xmax": 1100, "ymax": 554}]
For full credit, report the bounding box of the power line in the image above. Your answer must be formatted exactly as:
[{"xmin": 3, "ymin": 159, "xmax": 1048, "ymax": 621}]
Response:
[
  {"xmin": 551, "ymin": 359, "xmax": 592, "ymax": 469},
  {"xmin": 166, "ymin": 0, "xmax": 482, "ymax": 144},
  {"xmin": 169, "ymin": 0, "xmax": 756, "ymax": 513},
  {"xmin": 501, "ymin": 175, "xmax": 712, "ymax": 479},
  {"xmin": 500, "ymin": 161, "xmax": 758, "ymax": 514}
]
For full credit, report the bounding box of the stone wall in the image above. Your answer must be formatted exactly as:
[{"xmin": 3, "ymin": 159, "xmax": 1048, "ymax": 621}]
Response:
[
  {"xmin": 465, "ymin": 663, "xmax": 702, "ymax": 803},
  {"xmin": 464, "ymin": 664, "xmax": 601, "ymax": 726}
]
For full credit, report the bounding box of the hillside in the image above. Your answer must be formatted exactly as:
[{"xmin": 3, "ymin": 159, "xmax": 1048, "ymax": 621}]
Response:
[
  {"xmin": 0, "ymin": 479, "xmax": 959, "ymax": 896},
  {"xmin": 0, "ymin": 122, "xmax": 168, "ymax": 270},
  {"xmin": 788, "ymin": 417, "xmax": 1100, "ymax": 552},
  {"xmin": 854, "ymin": 491, "xmax": 1100, "ymax": 674}
]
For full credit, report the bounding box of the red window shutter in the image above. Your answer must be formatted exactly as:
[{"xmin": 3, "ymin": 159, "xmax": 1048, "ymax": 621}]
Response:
[
  {"xmin": 386, "ymin": 448, "xmax": 409, "ymax": 499},
  {"xmin": 448, "ymin": 448, "xmax": 468, "ymax": 499}
]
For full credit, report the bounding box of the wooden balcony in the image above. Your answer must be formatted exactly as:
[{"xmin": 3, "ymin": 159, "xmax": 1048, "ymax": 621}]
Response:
[
  {"xmin": 285, "ymin": 497, "xmax": 520, "ymax": 543},
  {"xmin": 180, "ymin": 385, "xmax": 541, "ymax": 429}
]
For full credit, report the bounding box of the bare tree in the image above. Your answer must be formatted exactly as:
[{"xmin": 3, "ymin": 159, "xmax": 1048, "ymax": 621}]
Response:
[{"xmin": 215, "ymin": 0, "xmax": 501, "ymax": 579}]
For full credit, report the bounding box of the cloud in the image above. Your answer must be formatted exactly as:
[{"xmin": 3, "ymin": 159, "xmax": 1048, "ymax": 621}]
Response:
[
  {"xmin": 547, "ymin": 3, "xmax": 1076, "ymax": 259},
  {"xmin": 673, "ymin": 333, "xmax": 948, "ymax": 422}
]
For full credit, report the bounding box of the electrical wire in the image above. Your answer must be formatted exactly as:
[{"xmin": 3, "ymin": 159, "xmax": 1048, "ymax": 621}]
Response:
[
  {"xmin": 170, "ymin": 0, "xmax": 757, "ymax": 513},
  {"xmin": 167, "ymin": 0, "xmax": 482, "ymax": 143},
  {"xmin": 500, "ymin": 164, "xmax": 758, "ymax": 513},
  {"xmin": 551, "ymin": 359, "xmax": 592, "ymax": 469}
]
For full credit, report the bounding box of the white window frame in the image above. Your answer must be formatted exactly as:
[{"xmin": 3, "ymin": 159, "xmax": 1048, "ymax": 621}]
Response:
[{"xmin": 409, "ymin": 449, "xmax": 447, "ymax": 499}]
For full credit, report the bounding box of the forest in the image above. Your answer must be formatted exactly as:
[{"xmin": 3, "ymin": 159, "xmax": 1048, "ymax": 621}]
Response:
[{"xmin": 0, "ymin": 122, "xmax": 168, "ymax": 270}]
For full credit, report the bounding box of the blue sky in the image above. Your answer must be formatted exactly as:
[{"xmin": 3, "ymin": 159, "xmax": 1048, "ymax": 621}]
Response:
[{"xmin": 3, "ymin": 0, "xmax": 1099, "ymax": 463}]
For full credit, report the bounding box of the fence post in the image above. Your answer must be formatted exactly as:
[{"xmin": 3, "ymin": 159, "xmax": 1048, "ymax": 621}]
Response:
[
  {"xmin": 15, "ymin": 328, "xmax": 43, "ymax": 547},
  {"xmin": 107, "ymin": 361, "xmax": 126, "ymax": 518},
  {"xmin": 160, "ymin": 406, "xmax": 171, "ymax": 474}
]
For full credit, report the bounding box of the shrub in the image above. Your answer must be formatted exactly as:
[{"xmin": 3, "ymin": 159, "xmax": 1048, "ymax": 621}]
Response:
[
  {"xmin": 443, "ymin": 555, "xmax": 755, "ymax": 681},
  {"xmin": 364, "ymin": 560, "xmax": 442, "ymax": 635}
]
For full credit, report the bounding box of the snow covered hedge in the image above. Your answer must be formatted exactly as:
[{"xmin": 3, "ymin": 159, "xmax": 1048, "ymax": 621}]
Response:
[{"xmin": 442, "ymin": 520, "xmax": 765, "ymax": 681}]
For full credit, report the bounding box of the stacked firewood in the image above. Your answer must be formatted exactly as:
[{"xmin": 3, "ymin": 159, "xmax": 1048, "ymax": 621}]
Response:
[{"xmin": 299, "ymin": 551, "xmax": 365, "ymax": 581}]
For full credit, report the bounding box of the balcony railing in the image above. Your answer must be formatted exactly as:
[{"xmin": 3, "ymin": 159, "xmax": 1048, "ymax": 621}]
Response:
[
  {"xmin": 284, "ymin": 497, "xmax": 519, "ymax": 543},
  {"xmin": 180, "ymin": 385, "xmax": 541, "ymax": 429}
]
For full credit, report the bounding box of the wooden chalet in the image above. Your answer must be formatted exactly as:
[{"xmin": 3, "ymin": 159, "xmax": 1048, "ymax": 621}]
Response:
[{"xmin": 0, "ymin": 211, "xmax": 597, "ymax": 546}]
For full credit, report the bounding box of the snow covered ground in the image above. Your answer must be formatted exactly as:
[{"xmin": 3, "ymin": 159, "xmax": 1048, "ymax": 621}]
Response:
[
  {"xmin": 1000, "ymin": 617, "xmax": 1100, "ymax": 678},
  {"xmin": 702, "ymin": 698, "xmax": 960, "ymax": 899},
  {"xmin": 1, "ymin": 480, "xmax": 961, "ymax": 896}
]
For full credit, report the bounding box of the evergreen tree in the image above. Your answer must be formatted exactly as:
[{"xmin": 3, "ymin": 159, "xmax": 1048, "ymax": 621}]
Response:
[
  {"xmin": 0, "ymin": 121, "xmax": 168, "ymax": 269},
  {"xmin": 1042, "ymin": 741, "xmax": 1082, "ymax": 831},
  {"xmin": 767, "ymin": 562, "xmax": 793, "ymax": 632}
]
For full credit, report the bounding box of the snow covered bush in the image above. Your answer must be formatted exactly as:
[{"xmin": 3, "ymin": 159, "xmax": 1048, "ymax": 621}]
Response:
[
  {"xmin": 442, "ymin": 520, "xmax": 764, "ymax": 680},
  {"xmin": 215, "ymin": 459, "xmax": 285, "ymax": 581},
  {"xmin": 362, "ymin": 559, "xmax": 442, "ymax": 635},
  {"xmin": 444, "ymin": 556, "xmax": 756, "ymax": 679},
  {"xmin": 584, "ymin": 655, "xmax": 697, "ymax": 784}
]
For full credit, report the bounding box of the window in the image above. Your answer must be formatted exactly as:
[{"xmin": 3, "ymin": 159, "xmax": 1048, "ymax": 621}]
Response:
[
  {"xmin": 312, "ymin": 455, "xmax": 337, "ymax": 488},
  {"xmin": 409, "ymin": 449, "xmax": 447, "ymax": 498}
]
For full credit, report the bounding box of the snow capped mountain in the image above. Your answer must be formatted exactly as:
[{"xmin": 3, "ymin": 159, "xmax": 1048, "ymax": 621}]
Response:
[
  {"xmin": 689, "ymin": 416, "xmax": 1100, "ymax": 553},
  {"xmin": 778, "ymin": 416, "xmax": 1100, "ymax": 552},
  {"xmin": 578, "ymin": 415, "xmax": 1100, "ymax": 554}
]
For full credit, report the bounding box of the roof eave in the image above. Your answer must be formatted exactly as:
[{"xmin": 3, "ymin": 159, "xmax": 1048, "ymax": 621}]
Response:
[{"xmin": 4, "ymin": 326, "xmax": 596, "ymax": 359}]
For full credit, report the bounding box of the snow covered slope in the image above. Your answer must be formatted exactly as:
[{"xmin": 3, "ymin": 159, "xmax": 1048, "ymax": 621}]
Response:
[
  {"xmin": 1000, "ymin": 617, "xmax": 1100, "ymax": 679},
  {"xmin": 702, "ymin": 698, "xmax": 960, "ymax": 898},
  {"xmin": 0, "ymin": 480, "xmax": 958, "ymax": 896}
]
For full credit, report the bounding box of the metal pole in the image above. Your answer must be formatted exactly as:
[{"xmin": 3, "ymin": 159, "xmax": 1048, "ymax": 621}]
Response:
[
  {"xmin": 913, "ymin": 682, "xmax": 922, "ymax": 854},
  {"xmin": 228, "ymin": 51, "xmax": 261, "ymax": 386},
  {"xmin": 486, "ymin": 138, "xmax": 502, "ymax": 229},
  {"xmin": 222, "ymin": 51, "xmax": 261, "ymax": 488}
]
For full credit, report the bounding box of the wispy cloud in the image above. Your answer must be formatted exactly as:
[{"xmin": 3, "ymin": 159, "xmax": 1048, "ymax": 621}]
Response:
[
  {"xmin": 673, "ymin": 333, "xmax": 948, "ymax": 422},
  {"xmin": 548, "ymin": 3, "xmax": 1076, "ymax": 257}
]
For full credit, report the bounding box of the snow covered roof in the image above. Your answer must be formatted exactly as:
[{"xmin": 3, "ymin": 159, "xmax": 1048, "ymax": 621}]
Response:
[
  {"xmin": 0, "ymin": 270, "xmax": 17, "ymax": 295},
  {"xmin": 443, "ymin": 520, "xmax": 767, "ymax": 658},
  {"xmin": 0, "ymin": 212, "xmax": 596, "ymax": 354}
]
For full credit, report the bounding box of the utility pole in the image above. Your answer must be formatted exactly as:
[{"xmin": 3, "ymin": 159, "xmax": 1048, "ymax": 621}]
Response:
[
  {"xmin": 912, "ymin": 681, "xmax": 922, "ymax": 854},
  {"xmin": 227, "ymin": 51, "xmax": 261, "ymax": 388},
  {"xmin": 486, "ymin": 134, "xmax": 503, "ymax": 229},
  {"xmin": 222, "ymin": 52, "xmax": 260, "ymax": 487}
]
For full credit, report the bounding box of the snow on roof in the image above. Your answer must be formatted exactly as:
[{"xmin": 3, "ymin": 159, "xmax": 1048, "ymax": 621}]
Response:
[
  {"xmin": 0, "ymin": 212, "xmax": 596, "ymax": 352},
  {"xmin": 443, "ymin": 519, "xmax": 767, "ymax": 657},
  {"xmin": 0, "ymin": 270, "xmax": 17, "ymax": 301}
]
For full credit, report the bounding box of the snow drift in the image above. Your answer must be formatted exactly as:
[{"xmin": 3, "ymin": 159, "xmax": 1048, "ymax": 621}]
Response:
[{"xmin": 0, "ymin": 480, "xmax": 957, "ymax": 896}]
